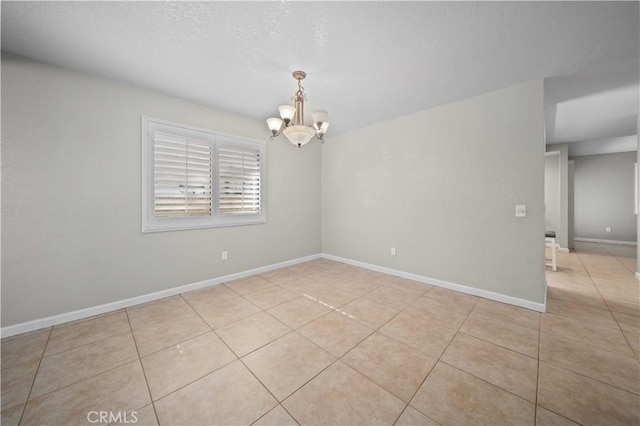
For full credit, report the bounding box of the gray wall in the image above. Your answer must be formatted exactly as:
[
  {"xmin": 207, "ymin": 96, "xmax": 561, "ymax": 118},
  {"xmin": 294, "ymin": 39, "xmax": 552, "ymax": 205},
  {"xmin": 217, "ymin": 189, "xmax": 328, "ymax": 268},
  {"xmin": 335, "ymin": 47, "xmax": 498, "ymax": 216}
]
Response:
[
  {"xmin": 1, "ymin": 54, "xmax": 321, "ymax": 326},
  {"xmin": 321, "ymin": 80, "xmax": 546, "ymax": 304},
  {"xmin": 545, "ymin": 143, "xmax": 569, "ymax": 248},
  {"xmin": 572, "ymin": 151, "xmax": 637, "ymax": 242},
  {"xmin": 1, "ymin": 55, "xmax": 549, "ymax": 326},
  {"xmin": 545, "ymin": 153, "xmax": 561, "ymax": 235},
  {"xmin": 568, "ymin": 160, "xmax": 575, "ymax": 248}
]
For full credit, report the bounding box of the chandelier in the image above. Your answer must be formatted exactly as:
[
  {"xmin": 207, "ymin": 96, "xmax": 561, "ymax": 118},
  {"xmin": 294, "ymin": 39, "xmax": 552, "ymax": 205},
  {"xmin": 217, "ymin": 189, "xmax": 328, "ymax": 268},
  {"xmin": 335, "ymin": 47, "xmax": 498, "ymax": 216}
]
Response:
[{"xmin": 266, "ymin": 70, "xmax": 329, "ymax": 148}]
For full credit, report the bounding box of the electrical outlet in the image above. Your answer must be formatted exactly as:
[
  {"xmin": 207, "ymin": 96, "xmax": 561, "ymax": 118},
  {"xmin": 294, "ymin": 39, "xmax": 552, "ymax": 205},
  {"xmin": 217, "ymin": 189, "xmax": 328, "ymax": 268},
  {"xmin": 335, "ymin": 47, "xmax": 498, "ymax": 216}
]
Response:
[
  {"xmin": 391, "ymin": 247, "xmax": 396, "ymax": 256},
  {"xmin": 221, "ymin": 251, "xmax": 228, "ymax": 260},
  {"xmin": 605, "ymin": 227, "xmax": 612, "ymax": 233}
]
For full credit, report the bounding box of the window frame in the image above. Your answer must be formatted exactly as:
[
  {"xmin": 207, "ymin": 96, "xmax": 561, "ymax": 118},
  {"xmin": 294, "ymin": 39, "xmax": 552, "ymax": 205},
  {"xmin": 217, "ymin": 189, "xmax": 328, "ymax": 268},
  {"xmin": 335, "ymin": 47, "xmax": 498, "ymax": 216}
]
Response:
[{"xmin": 141, "ymin": 116, "xmax": 267, "ymax": 233}]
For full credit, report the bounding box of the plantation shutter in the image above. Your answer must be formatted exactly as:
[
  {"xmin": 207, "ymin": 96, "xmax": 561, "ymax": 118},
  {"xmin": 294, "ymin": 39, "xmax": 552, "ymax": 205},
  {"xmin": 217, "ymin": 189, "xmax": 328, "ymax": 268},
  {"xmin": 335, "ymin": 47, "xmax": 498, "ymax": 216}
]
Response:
[
  {"xmin": 218, "ymin": 144, "xmax": 262, "ymax": 215},
  {"xmin": 153, "ymin": 131, "xmax": 212, "ymax": 218}
]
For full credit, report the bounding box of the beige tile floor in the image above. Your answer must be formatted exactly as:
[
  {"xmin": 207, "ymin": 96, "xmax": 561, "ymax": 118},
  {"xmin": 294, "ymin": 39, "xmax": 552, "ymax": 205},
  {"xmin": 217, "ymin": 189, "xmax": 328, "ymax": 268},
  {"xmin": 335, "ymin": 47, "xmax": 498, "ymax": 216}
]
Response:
[{"xmin": 1, "ymin": 242, "xmax": 639, "ymax": 425}]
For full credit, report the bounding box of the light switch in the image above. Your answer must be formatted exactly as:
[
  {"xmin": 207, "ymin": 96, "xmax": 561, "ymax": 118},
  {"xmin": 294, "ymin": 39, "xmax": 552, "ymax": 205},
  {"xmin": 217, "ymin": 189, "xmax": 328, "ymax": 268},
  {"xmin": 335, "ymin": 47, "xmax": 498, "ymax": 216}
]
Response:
[{"xmin": 515, "ymin": 205, "xmax": 527, "ymax": 217}]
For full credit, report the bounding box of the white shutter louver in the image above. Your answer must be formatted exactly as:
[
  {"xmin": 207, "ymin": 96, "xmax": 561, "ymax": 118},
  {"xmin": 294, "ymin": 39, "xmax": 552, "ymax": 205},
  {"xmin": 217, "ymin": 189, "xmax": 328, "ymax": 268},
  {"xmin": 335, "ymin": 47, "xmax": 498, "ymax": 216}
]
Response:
[
  {"xmin": 218, "ymin": 145, "xmax": 261, "ymax": 215},
  {"xmin": 142, "ymin": 117, "xmax": 265, "ymax": 232},
  {"xmin": 153, "ymin": 131, "xmax": 212, "ymax": 218}
]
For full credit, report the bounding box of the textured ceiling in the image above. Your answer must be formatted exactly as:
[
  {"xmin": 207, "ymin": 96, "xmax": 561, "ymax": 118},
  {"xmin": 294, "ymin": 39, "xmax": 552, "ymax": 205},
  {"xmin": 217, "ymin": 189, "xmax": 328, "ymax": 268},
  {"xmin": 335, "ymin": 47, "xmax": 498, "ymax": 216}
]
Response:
[{"xmin": 2, "ymin": 1, "xmax": 638, "ymax": 149}]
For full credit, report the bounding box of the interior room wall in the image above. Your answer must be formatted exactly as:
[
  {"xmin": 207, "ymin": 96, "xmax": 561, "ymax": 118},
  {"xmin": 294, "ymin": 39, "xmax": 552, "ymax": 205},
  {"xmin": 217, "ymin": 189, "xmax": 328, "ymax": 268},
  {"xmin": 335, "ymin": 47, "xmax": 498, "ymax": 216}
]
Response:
[
  {"xmin": 545, "ymin": 143, "xmax": 569, "ymax": 249},
  {"xmin": 572, "ymin": 151, "xmax": 637, "ymax": 242},
  {"xmin": 321, "ymin": 80, "xmax": 546, "ymax": 305},
  {"xmin": 1, "ymin": 53, "xmax": 321, "ymax": 327},
  {"xmin": 568, "ymin": 160, "xmax": 575, "ymax": 248},
  {"xmin": 545, "ymin": 153, "xmax": 561, "ymax": 235}
]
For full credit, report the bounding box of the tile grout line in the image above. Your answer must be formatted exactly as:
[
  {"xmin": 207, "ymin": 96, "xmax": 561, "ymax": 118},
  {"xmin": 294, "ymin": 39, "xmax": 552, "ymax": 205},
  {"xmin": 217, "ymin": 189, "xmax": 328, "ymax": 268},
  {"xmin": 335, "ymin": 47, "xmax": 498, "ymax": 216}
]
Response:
[
  {"xmin": 17, "ymin": 359, "xmax": 142, "ymax": 416},
  {"xmin": 546, "ymin": 291, "xmax": 603, "ymax": 307},
  {"xmin": 249, "ymin": 403, "xmax": 300, "ymax": 426},
  {"xmin": 435, "ymin": 332, "xmax": 540, "ymax": 403},
  {"xmin": 124, "ymin": 309, "xmax": 161, "ymax": 426},
  {"xmin": 183, "ymin": 284, "xmax": 267, "ymax": 330},
  {"xmin": 454, "ymin": 329, "xmax": 539, "ymax": 360},
  {"xmin": 178, "ymin": 292, "xmax": 245, "ymax": 368},
  {"xmin": 132, "ymin": 295, "xmax": 215, "ymax": 357},
  {"xmin": 394, "ymin": 300, "xmax": 542, "ymax": 407},
  {"xmin": 536, "ymin": 404, "xmax": 586, "ymax": 425},
  {"xmin": 141, "ymin": 359, "xmax": 237, "ymax": 413},
  {"xmin": 548, "ymin": 249, "xmax": 609, "ymax": 421},
  {"xmin": 283, "ymin": 285, "xmax": 382, "ymax": 403},
  {"xmin": 178, "ymin": 290, "xmax": 307, "ymax": 425},
  {"xmin": 272, "ymin": 331, "xmax": 345, "ymax": 421},
  {"xmin": 23, "ymin": 323, "xmax": 143, "ymax": 398},
  {"xmin": 13, "ymin": 330, "xmax": 144, "ymax": 416},
  {"xmin": 534, "ymin": 305, "xmax": 542, "ymax": 425},
  {"xmin": 136, "ymin": 328, "xmax": 211, "ymax": 359},
  {"xmin": 16, "ymin": 326, "xmax": 53, "ymax": 426},
  {"xmin": 452, "ymin": 303, "xmax": 541, "ymax": 349},
  {"xmin": 396, "ymin": 296, "xmax": 482, "ymax": 424},
  {"xmin": 214, "ymin": 276, "xmax": 338, "ymax": 330},
  {"xmin": 621, "ymin": 331, "xmax": 640, "ymax": 363},
  {"xmin": 41, "ymin": 328, "xmax": 134, "ymax": 360},
  {"xmin": 292, "ymin": 279, "xmax": 432, "ymax": 422},
  {"xmin": 574, "ymin": 246, "xmax": 638, "ymax": 357},
  {"xmin": 213, "ymin": 280, "xmax": 349, "ymax": 426},
  {"xmin": 603, "ymin": 243, "xmax": 637, "ymax": 274},
  {"xmin": 540, "ymin": 323, "xmax": 634, "ymax": 355},
  {"xmin": 545, "ymin": 253, "xmax": 640, "ymax": 394},
  {"xmin": 574, "ymin": 247, "xmax": 639, "ymax": 367},
  {"xmin": 437, "ymin": 359, "xmax": 538, "ymax": 404},
  {"xmin": 37, "ymin": 310, "xmax": 129, "ymax": 358},
  {"xmin": 542, "ymin": 246, "xmax": 640, "ymax": 404},
  {"xmin": 7, "ymin": 256, "xmax": 635, "ymax": 424},
  {"xmin": 164, "ymin": 282, "xmax": 307, "ymax": 412},
  {"xmin": 537, "ymin": 358, "xmax": 640, "ymax": 397},
  {"xmin": 244, "ymin": 274, "xmax": 414, "ymax": 423},
  {"xmin": 238, "ymin": 336, "xmax": 310, "ymax": 424},
  {"xmin": 255, "ymin": 326, "xmax": 343, "ymax": 426}
]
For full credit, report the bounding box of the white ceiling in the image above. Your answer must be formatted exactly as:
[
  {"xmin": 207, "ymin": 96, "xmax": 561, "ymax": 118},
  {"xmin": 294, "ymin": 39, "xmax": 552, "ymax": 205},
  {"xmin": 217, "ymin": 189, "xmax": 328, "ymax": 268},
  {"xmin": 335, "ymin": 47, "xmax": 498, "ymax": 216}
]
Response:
[
  {"xmin": 545, "ymin": 58, "xmax": 639, "ymax": 155},
  {"xmin": 2, "ymin": 1, "xmax": 638, "ymax": 153}
]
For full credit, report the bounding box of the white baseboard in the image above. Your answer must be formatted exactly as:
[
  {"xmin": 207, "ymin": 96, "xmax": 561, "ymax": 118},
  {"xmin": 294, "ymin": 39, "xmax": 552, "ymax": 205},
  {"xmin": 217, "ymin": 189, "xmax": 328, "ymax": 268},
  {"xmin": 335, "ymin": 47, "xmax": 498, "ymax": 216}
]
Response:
[
  {"xmin": 1, "ymin": 251, "xmax": 550, "ymax": 338},
  {"xmin": 558, "ymin": 247, "xmax": 570, "ymax": 253},
  {"xmin": 574, "ymin": 237, "xmax": 637, "ymax": 246},
  {"xmin": 321, "ymin": 254, "xmax": 546, "ymax": 313},
  {"xmin": 0, "ymin": 254, "xmax": 321, "ymax": 338}
]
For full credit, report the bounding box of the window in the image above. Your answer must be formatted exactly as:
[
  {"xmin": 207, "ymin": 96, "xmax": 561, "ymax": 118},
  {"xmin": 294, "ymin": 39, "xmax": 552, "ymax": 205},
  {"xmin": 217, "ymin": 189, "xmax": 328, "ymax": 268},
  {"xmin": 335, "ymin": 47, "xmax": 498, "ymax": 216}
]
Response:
[
  {"xmin": 218, "ymin": 144, "xmax": 262, "ymax": 215},
  {"xmin": 153, "ymin": 131, "xmax": 213, "ymax": 219},
  {"xmin": 141, "ymin": 117, "xmax": 266, "ymax": 232}
]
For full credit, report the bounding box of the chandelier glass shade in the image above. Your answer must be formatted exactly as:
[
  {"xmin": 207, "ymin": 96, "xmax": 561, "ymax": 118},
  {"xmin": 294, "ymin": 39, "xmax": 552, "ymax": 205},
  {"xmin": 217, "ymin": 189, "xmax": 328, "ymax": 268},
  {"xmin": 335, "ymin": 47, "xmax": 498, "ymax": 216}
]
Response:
[
  {"xmin": 267, "ymin": 71, "xmax": 329, "ymax": 148},
  {"xmin": 283, "ymin": 125, "xmax": 316, "ymax": 146}
]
